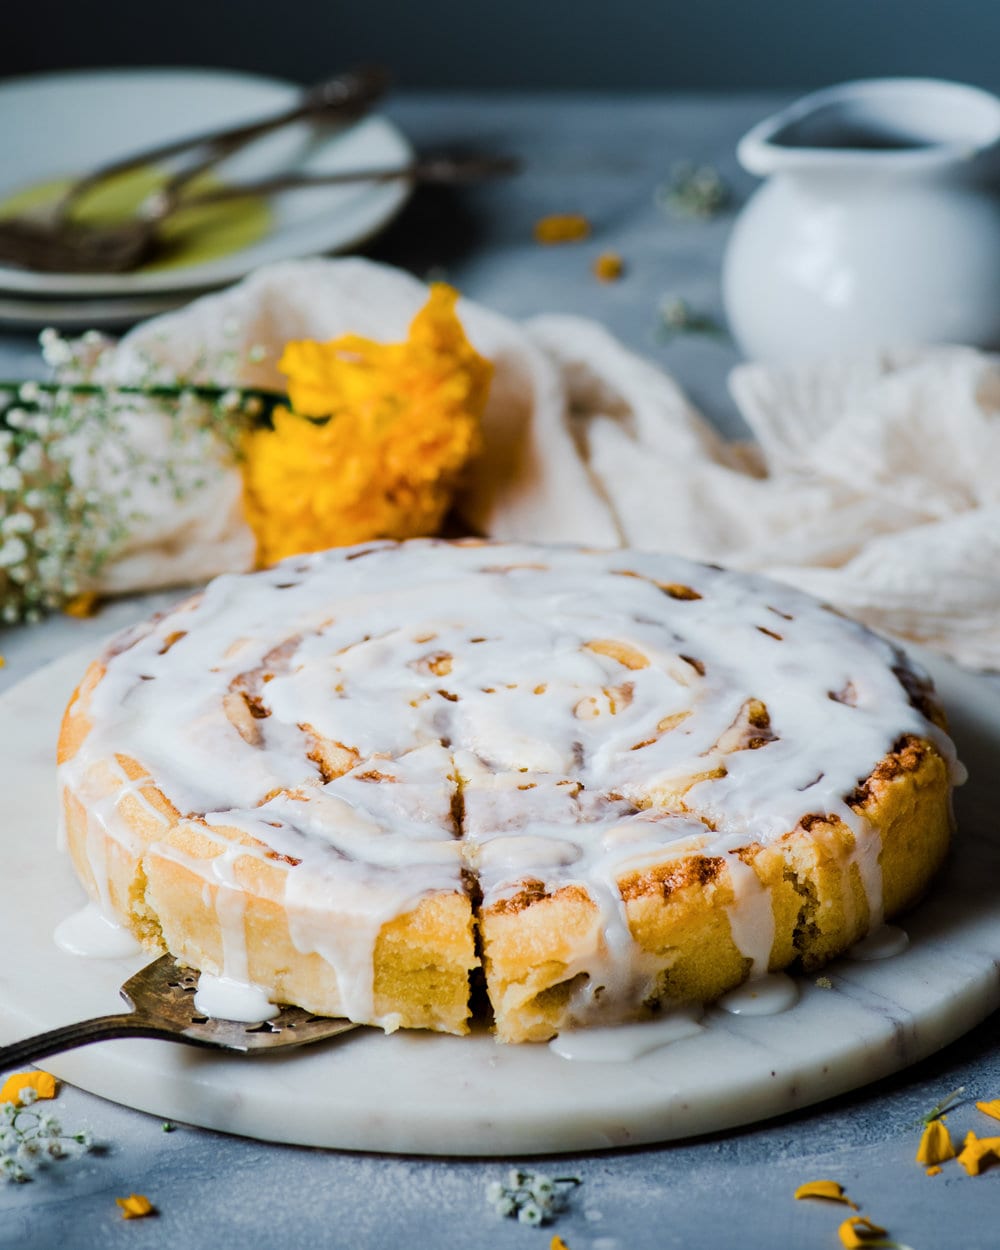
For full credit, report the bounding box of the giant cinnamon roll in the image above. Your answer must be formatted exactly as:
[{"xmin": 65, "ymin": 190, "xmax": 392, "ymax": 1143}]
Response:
[{"xmin": 57, "ymin": 541, "xmax": 960, "ymax": 1042}]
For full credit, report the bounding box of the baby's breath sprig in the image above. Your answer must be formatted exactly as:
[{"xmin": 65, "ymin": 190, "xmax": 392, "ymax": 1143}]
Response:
[
  {"xmin": 656, "ymin": 160, "xmax": 731, "ymax": 220},
  {"xmin": 655, "ymin": 295, "xmax": 724, "ymax": 342},
  {"xmin": 0, "ymin": 328, "xmax": 287, "ymax": 626},
  {"xmin": 0, "ymin": 1087, "xmax": 94, "ymax": 1183},
  {"xmin": 486, "ymin": 1169, "xmax": 581, "ymax": 1226}
]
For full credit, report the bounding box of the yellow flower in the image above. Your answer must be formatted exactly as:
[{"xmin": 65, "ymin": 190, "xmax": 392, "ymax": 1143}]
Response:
[
  {"xmin": 0, "ymin": 1070, "xmax": 57, "ymax": 1104},
  {"xmin": 241, "ymin": 284, "xmax": 491, "ymax": 566},
  {"xmin": 116, "ymin": 1193, "xmax": 155, "ymax": 1220},
  {"xmin": 550, "ymin": 1238, "xmax": 571, "ymax": 1250},
  {"xmin": 838, "ymin": 1216, "xmax": 889, "ymax": 1247},
  {"xmin": 976, "ymin": 1098, "xmax": 1000, "ymax": 1122},
  {"xmin": 793, "ymin": 1180, "xmax": 858, "ymax": 1208},
  {"xmin": 534, "ymin": 213, "xmax": 591, "ymax": 245},
  {"xmin": 915, "ymin": 1118, "xmax": 954, "ymax": 1165}
]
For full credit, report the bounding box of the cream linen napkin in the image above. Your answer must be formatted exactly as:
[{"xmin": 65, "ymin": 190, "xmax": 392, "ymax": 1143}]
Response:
[{"xmin": 93, "ymin": 259, "xmax": 999, "ymax": 669}]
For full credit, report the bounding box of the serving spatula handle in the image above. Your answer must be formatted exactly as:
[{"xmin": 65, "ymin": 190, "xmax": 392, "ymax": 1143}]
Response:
[{"xmin": 0, "ymin": 1012, "xmax": 214, "ymax": 1069}]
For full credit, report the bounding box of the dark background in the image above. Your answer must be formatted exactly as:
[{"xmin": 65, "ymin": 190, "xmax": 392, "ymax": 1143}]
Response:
[{"xmin": 3, "ymin": 0, "xmax": 999, "ymax": 89}]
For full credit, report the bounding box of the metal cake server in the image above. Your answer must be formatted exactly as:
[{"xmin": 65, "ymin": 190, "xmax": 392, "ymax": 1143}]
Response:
[{"xmin": 0, "ymin": 956, "xmax": 359, "ymax": 1068}]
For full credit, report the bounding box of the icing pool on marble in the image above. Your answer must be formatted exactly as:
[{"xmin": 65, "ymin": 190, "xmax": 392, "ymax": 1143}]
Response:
[{"xmin": 1, "ymin": 646, "xmax": 999, "ymax": 1156}]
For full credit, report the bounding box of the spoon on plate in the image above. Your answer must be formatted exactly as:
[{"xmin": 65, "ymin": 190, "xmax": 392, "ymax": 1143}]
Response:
[{"xmin": 0, "ymin": 153, "xmax": 520, "ymax": 275}]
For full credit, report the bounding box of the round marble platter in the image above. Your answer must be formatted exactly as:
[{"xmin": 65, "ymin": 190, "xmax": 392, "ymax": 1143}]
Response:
[{"xmin": 1, "ymin": 646, "xmax": 998, "ymax": 1157}]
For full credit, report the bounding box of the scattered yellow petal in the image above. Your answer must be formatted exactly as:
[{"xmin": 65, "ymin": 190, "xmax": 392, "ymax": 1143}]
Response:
[
  {"xmin": 533, "ymin": 213, "xmax": 591, "ymax": 245},
  {"xmin": 116, "ymin": 1194, "xmax": 155, "ymax": 1220},
  {"xmin": 592, "ymin": 251, "xmax": 624, "ymax": 282},
  {"xmin": 794, "ymin": 1180, "xmax": 858, "ymax": 1208},
  {"xmin": 241, "ymin": 284, "xmax": 491, "ymax": 566},
  {"xmin": 550, "ymin": 1238, "xmax": 571, "ymax": 1250},
  {"xmin": 916, "ymin": 1118, "xmax": 955, "ymax": 1165},
  {"xmin": 838, "ymin": 1216, "xmax": 888, "ymax": 1247},
  {"xmin": 0, "ymin": 1070, "xmax": 57, "ymax": 1104},
  {"xmin": 0, "ymin": 655, "xmax": 5, "ymax": 668},
  {"xmin": 976, "ymin": 1099, "xmax": 1000, "ymax": 1122},
  {"xmin": 925, "ymin": 1165, "xmax": 942, "ymax": 1176},
  {"xmin": 957, "ymin": 1130, "xmax": 1000, "ymax": 1176},
  {"xmin": 63, "ymin": 592, "xmax": 100, "ymax": 618}
]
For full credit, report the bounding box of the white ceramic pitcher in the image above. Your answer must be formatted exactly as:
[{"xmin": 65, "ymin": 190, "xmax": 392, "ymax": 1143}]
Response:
[{"xmin": 722, "ymin": 79, "xmax": 1000, "ymax": 362}]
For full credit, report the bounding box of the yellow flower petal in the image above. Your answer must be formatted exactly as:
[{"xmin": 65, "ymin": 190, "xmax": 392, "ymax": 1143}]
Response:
[
  {"xmin": 241, "ymin": 284, "xmax": 491, "ymax": 565},
  {"xmin": 976, "ymin": 1099, "xmax": 1000, "ymax": 1122},
  {"xmin": 550, "ymin": 1238, "xmax": 571, "ymax": 1250},
  {"xmin": 116, "ymin": 1194, "xmax": 155, "ymax": 1220},
  {"xmin": 916, "ymin": 1118, "xmax": 955, "ymax": 1165},
  {"xmin": 838, "ymin": 1216, "xmax": 889, "ymax": 1248},
  {"xmin": 925, "ymin": 1165, "xmax": 942, "ymax": 1177},
  {"xmin": 794, "ymin": 1180, "xmax": 858, "ymax": 1208},
  {"xmin": 957, "ymin": 1130, "xmax": 1000, "ymax": 1176},
  {"xmin": 534, "ymin": 213, "xmax": 591, "ymax": 245},
  {"xmin": 0, "ymin": 1070, "xmax": 57, "ymax": 1104},
  {"xmin": 592, "ymin": 251, "xmax": 624, "ymax": 282},
  {"xmin": 63, "ymin": 592, "xmax": 100, "ymax": 618}
]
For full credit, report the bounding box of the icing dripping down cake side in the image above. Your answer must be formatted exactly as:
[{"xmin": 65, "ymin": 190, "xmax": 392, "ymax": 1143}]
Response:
[{"xmin": 56, "ymin": 540, "xmax": 960, "ymax": 1042}]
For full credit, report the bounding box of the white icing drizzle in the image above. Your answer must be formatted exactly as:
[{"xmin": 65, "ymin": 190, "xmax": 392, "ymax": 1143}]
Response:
[
  {"xmin": 53, "ymin": 902, "xmax": 143, "ymax": 959},
  {"xmin": 717, "ymin": 972, "xmax": 800, "ymax": 1016},
  {"xmin": 193, "ymin": 971, "xmax": 277, "ymax": 1023},
  {"xmin": 848, "ymin": 923, "xmax": 910, "ymax": 961},
  {"xmin": 549, "ymin": 1007, "xmax": 705, "ymax": 1062},
  {"xmin": 57, "ymin": 540, "xmax": 962, "ymax": 1030}
]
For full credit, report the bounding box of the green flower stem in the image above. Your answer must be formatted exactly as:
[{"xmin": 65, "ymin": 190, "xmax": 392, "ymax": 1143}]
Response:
[{"xmin": 0, "ymin": 380, "xmax": 287, "ymax": 408}]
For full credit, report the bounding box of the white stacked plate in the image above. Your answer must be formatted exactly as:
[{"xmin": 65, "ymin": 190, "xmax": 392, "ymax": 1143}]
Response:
[{"xmin": 0, "ymin": 68, "xmax": 413, "ymax": 329}]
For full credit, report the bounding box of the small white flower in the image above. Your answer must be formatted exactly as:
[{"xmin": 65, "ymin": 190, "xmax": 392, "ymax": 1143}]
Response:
[
  {"xmin": 16, "ymin": 442, "xmax": 43, "ymax": 473},
  {"xmin": 72, "ymin": 1130, "xmax": 93, "ymax": 1150},
  {"xmin": 507, "ymin": 1167, "xmax": 526, "ymax": 1189},
  {"xmin": 247, "ymin": 344, "xmax": 267, "ymax": 363},
  {"xmin": 493, "ymin": 1193, "xmax": 516, "ymax": 1217},
  {"xmin": 36, "ymin": 1112, "xmax": 60, "ymax": 1138},
  {"xmin": 16, "ymin": 1085, "xmax": 38, "ymax": 1107},
  {"xmin": 0, "ymin": 537, "xmax": 28, "ymax": 567},
  {"xmin": 518, "ymin": 1201, "xmax": 544, "ymax": 1226},
  {"xmin": 222, "ymin": 316, "xmax": 240, "ymax": 338},
  {"xmin": 18, "ymin": 382, "xmax": 40, "ymax": 403},
  {"xmin": 23, "ymin": 489, "xmax": 45, "ymax": 509},
  {"xmin": 45, "ymin": 1140, "xmax": 65, "ymax": 1159},
  {"xmin": 485, "ymin": 1181, "xmax": 505, "ymax": 1204},
  {"xmin": 220, "ymin": 388, "xmax": 242, "ymax": 413},
  {"xmin": 529, "ymin": 1175, "xmax": 555, "ymax": 1201},
  {"xmin": 5, "ymin": 408, "xmax": 29, "ymax": 430},
  {"xmin": 81, "ymin": 329, "xmax": 104, "ymax": 346},
  {"xmin": 16, "ymin": 1141, "xmax": 40, "ymax": 1163},
  {"xmin": 0, "ymin": 1105, "xmax": 16, "ymax": 1126},
  {"xmin": 0, "ymin": 604, "xmax": 17, "ymax": 623},
  {"xmin": 2, "ymin": 513, "xmax": 34, "ymax": 535}
]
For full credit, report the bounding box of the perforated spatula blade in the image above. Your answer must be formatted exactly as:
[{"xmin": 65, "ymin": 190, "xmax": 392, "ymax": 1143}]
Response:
[{"xmin": 0, "ymin": 955, "xmax": 360, "ymax": 1069}]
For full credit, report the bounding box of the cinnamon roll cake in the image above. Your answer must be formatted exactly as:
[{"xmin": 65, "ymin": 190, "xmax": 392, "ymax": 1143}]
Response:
[{"xmin": 57, "ymin": 540, "xmax": 960, "ymax": 1042}]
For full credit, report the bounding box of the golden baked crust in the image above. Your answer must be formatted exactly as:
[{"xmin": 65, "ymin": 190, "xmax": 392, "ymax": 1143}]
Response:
[{"xmin": 57, "ymin": 541, "xmax": 959, "ymax": 1042}]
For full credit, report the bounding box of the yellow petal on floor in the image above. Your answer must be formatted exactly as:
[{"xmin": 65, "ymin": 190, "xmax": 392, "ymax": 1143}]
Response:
[
  {"xmin": 0, "ymin": 1070, "xmax": 57, "ymax": 1104},
  {"xmin": 838, "ymin": 1216, "xmax": 889, "ymax": 1247},
  {"xmin": 916, "ymin": 1118, "xmax": 955, "ymax": 1165},
  {"xmin": 976, "ymin": 1099, "xmax": 1000, "ymax": 1122},
  {"xmin": 794, "ymin": 1180, "xmax": 858, "ymax": 1208},
  {"xmin": 116, "ymin": 1194, "xmax": 155, "ymax": 1220}
]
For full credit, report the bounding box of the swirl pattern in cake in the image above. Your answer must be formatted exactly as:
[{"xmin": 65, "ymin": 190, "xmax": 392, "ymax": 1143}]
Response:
[{"xmin": 57, "ymin": 540, "xmax": 961, "ymax": 1042}]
